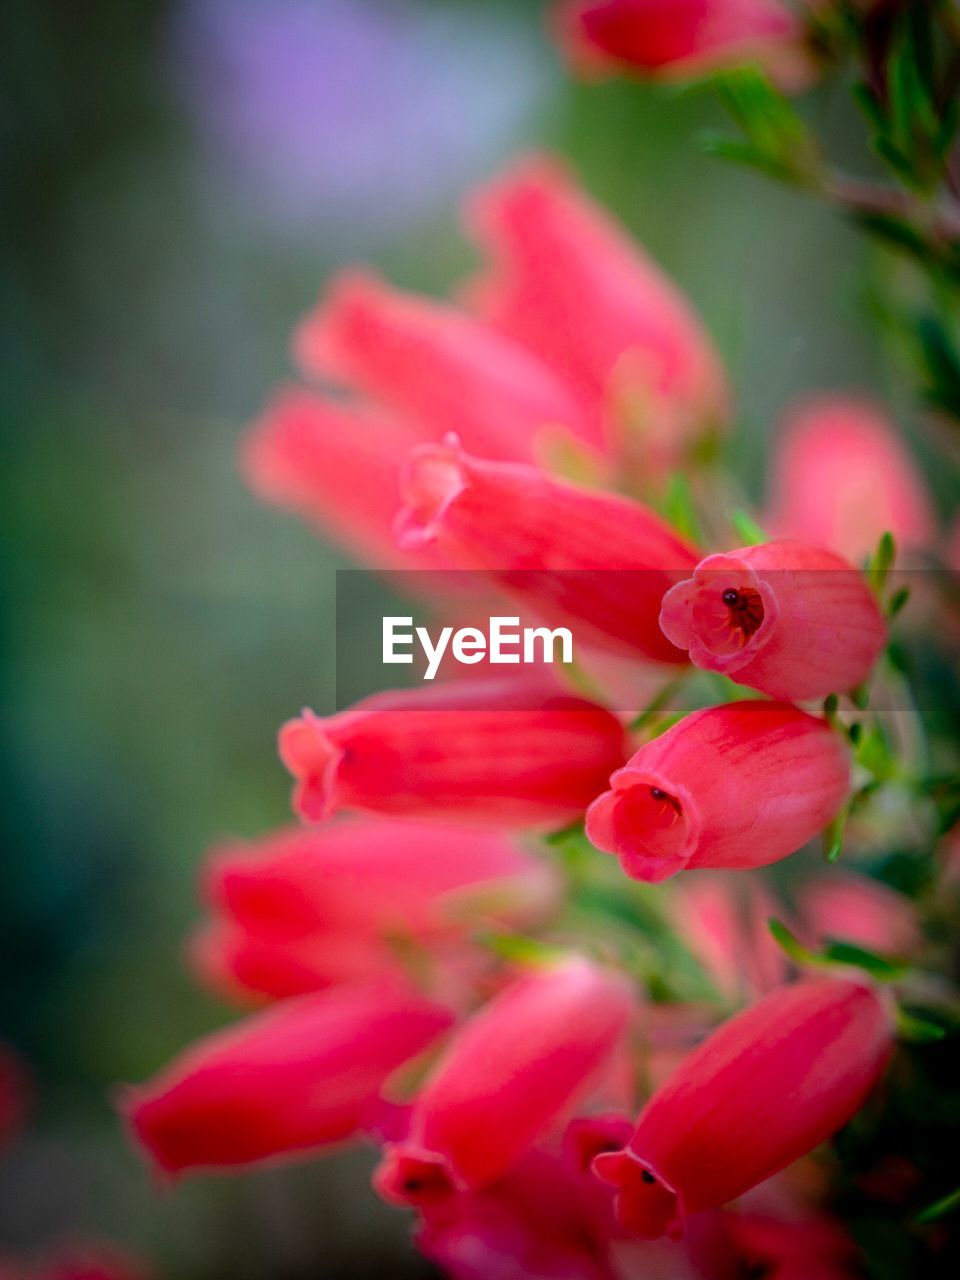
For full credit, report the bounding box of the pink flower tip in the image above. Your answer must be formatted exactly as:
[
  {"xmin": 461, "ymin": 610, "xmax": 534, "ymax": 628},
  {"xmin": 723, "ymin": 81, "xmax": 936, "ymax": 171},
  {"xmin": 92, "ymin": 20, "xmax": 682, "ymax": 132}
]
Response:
[
  {"xmin": 277, "ymin": 711, "xmax": 344, "ymax": 822},
  {"xmin": 394, "ymin": 433, "xmax": 468, "ymax": 551},
  {"xmin": 586, "ymin": 768, "xmax": 701, "ymax": 882},
  {"xmin": 372, "ymin": 1144, "xmax": 460, "ymax": 1208},
  {"xmin": 592, "ymin": 1149, "xmax": 683, "ymax": 1239}
]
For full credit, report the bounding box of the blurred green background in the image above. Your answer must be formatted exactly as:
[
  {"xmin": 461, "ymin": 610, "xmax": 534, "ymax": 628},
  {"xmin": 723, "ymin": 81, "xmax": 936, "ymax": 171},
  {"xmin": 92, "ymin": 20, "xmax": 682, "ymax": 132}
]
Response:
[{"xmin": 0, "ymin": 1, "xmax": 931, "ymax": 1275}]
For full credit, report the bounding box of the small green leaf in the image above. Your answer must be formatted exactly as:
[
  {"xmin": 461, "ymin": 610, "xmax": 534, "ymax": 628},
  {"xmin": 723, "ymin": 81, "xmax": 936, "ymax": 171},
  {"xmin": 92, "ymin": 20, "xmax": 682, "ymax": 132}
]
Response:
[
  {"xmin": 663, "ymin": 473, "xmax": 704, "ymax": 544},
  {"xmin": 730, "ymin": 508, "xmax": 769, "ymax": 546},
  {"xmin": 823, "ymin": 693, "xmax": 839, "ymax": 721},
  {"xmin": 897, "ymin": 1009, "xmax": 947, "ymax": 1043},
  {"xmin": 868, "ymin": 531, "xmax": 897, "ymax": 594},
  {"xmin": 629, "ymin": 676, "xmax": 688, "ymax": 732},
  {"xmin": 820, "ymin": 940, "xmax": 905, "ymax": 981},
  {"xmin": 916, "ymin": 1185, "xmax": 960, "ymax": 1224},
  {"xmin": 767, "ymin": 918, "xmax": 818, "ymax": 965},
  {"xmin": 850, "ymin": 682, "xmax": 871, "ymax": 710},
  {"xmin": 822, "ymin": 802, "xmax": 850, "ymax": 864},
  {"xmin": 887, "ymin": 585, "xmax": 911, "ymax": 618}
]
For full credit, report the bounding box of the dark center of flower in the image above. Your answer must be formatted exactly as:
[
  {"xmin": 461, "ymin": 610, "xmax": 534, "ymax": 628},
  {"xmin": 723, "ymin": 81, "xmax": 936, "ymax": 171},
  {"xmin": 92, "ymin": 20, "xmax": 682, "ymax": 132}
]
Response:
[
  {"xmin": 721, "ymin": 585, "xmax": 764, "ymax": 638},
  {"xmin": 640, "ymin": 1169, "xmax": 657, "ymax": 1184}
]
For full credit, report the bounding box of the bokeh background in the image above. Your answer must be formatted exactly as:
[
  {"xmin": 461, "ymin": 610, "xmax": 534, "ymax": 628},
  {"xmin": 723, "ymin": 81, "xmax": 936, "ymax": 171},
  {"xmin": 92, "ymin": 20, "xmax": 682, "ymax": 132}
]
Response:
[{"xmin": 0, "ymin": 1, "xmax": 946, "ymax": 1276}]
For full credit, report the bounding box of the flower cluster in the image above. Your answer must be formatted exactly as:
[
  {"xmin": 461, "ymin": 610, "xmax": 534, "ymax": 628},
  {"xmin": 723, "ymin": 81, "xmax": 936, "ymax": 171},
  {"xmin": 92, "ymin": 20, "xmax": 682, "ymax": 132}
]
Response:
[{"xmin": 123, "ymin": 155, "xmax": 951, "ymax": 1279}]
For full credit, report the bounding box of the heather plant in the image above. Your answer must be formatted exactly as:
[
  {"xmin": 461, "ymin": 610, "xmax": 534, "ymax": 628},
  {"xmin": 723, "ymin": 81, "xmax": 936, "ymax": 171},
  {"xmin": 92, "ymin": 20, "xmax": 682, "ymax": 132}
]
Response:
[{"xmin": 122, "ymin": 4, "xmax": 960, "ymax": 1278}]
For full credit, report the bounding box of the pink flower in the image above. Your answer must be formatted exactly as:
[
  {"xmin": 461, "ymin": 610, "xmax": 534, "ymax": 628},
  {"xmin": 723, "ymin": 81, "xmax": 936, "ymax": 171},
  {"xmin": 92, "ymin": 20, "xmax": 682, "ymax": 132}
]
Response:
[
  {"xmin": 554, "ymin": 0, "xmax": 816, "ymax": 92},
  {"xmin": 190, "ymin": 819, "xmax": 560, "ymax": 1002},
  {"xmin": 659, "ymin": 539, "xmax": 887, "ymax": 699},
  {"xmin": 373, "ymin": 959, "xmax": 635, "ymax": 1203},
  {"xmin": 464, "ymin": 156, "xmax": 729, "ymax": 470},
  {"xmin": 594, "ymin": 977, "xmax": 895, "ymax": 1238},
  {"xmin": 241, "ymin": 386, "xmax": 436, "ymax": 570},
  {"xmin": 296, "ymin": 269, "xmax": 596, "ymax": 461},
  {"xmin": 122, "ymin": 979, "xmax": 452, "ymax": 1178},
  {"xmin": 670, "ymin": 873, "xmax": 787, "ymax": 1000},
  {"xmin": 586, "ymin": 701, "xmax": 850, "ymax": 882},
  {"xmin": 797, "ymin": 871, "xmax": 921, "ymax": 958},
  {"xmin": 279, "ymin": 679, "xmax": 628, "ymax": 828},
  {"xmin": 766, "ymin": 396, "xmax": 935, "ymax": 565},
  {"xmin": 395, "ymin": 432, "xmax": 699, "ymax": 661}
]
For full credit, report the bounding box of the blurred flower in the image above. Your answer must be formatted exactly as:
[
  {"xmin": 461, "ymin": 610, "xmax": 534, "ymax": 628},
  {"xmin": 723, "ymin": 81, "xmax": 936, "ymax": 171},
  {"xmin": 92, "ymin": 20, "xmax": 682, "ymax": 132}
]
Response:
[
  {"xmin": 765, "ymin": 396, "xmax": 936, "ymax": 564},
  {"xmin": 122, "ymin": 978, "xmax": 453, "ymax": 1178},
  {"xmin": 190, "ymin": 818, "xmax": 560, "ymax": 1003},
  {"xmin": 660, "ymin": 539, "xmax": 887, "ymax": 699},
  {"xmin": 554, "ymin": 0, "xmax": 817, "ymax": 92},
  {"xmin": 395, "ymin": 432, "xmax": 699, "ymax": 661},
  {"xmin": 167, "ymin": 0, "xmax": 550, "ymax": 246},
  {"xmin": 594, "ymin": 977, "xmax": 894, "ymax": 1238},
  {"xmin": 278, "ymin": 678, "xmax": 628, "ymax": 828},
  {"xmin": 587, "ymin": 702, "xmax": 850, "ymax": 882},
  {"xmin": 373, "ymin": 958, "xmax": 635, "ymax": 1205}
]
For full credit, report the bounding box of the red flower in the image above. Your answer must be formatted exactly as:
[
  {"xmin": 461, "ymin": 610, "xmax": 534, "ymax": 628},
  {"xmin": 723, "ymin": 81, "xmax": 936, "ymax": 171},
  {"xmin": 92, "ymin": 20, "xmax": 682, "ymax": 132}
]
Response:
[
  {"xmin": 190, "ymin": 819, "xmax": 560, "ymax": 1003},
  {"xmin": 766, "ymin": 396, "xmax": 935, "ymax": 565},
  {"xmin": 373, "ymin": 959, "xmax": 635, "ymax": 1204},
  {"xmin": 395, "ymin": 432, "xmax": 698, "ymax": 661},
  {"xmin": 465, "ymin": 155, "xmax": 728, "ymax": 470},
  {"xmin": 555, "ymin": 0, "xmax": 816, "ymax": 91},
  {"xmin": 122, "ymin": 979, "xmax": 452, "ymax": 1178},
  {"xmin": 586, "ymin": 701, "xmax": 850, "ymax": 882},
  {"xmin": 594, "ymin": 977, "xmax": 894, "ymax": 1237},
  {"xmin": 659, "ymin": 539, "xmax": 887, "ymax": 699},
  {"xmin": 279, "ymin": 679, "xmax": 628, "ymax": 828}
]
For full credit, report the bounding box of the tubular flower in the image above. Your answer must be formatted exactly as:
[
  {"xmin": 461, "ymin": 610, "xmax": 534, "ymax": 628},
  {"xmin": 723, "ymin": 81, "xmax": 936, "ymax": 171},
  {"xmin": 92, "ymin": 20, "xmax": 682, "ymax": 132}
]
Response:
[
  {"xmin": 659, "ymin": 539, "xmax": 887, "ymax": 700},
  {"xmin": 593, "ymin": 977, "xmax": 895, "ymax": 1238},
  {"xmin": 278, "ymin": 679, "xmax": 628, "ymax": 828},
  {"xmin": 766, "ymin": 396, "xmax": 935, "ymax": 565},
  {"xmin": 586, "ymin": 701, "xmax": 850, "ymax": 883},
  {"xmin": 554, "ymin": 0, "xmax": 816, "ymax": 92},
  {"xmin": 295, "ymin": 269, "xmax": 595, "ymax": 461},
  {"xmin": 240, "ymin": 386, "xmax": 439, "ymax": 570},
  {"xmin": 670, "ymin": 874, "xmax": 787, "ymax": 1001},
  {"xmin": 190, "ymin": 820, "xmax": 560, "ymax": 1002},
  {"xmin": 122, "ymin": 979, "xmax": 453, "ymax": 1178},
  {"xmin": 395, "ymin": 433, "xmax": 699, "ymax": 661},
  {"xmin": 797, "ymin": 872, "xmax": 921, "ymax": 958},
  {"xmin": 463, "ymin": 156, "xmax": 729, "ymax": 468},
  {"xmin": 373, "ymin": 959, "xmax": 636, "ymax": 1205}
]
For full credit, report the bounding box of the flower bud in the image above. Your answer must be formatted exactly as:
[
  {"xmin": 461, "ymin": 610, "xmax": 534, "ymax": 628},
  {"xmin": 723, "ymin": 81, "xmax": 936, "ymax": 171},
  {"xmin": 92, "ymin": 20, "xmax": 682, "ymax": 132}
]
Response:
[
  {"xmin": 766, "ymin": 396, "xmax": 935, "ymax": 565},
  {"xmin": 279, "ymin": 679, "xmax": 628, "ymax": 828},
  {"xmin": 295, "ymin": 269, "xmax": 594, "ymax": 460},
  {"xmin": 373, "ymin": 959, "xmax": 635, "ymax": 1203},
  {"xmin": 594, "ymin": 977, "xmax": 894, "ymax": 1237},
  {"xmin": 464, "ymin": 156, "xmax": 728, "ymax": 468},
  {"xmin": 586, "ymin": 701, "xmax": 850, "ymax": 882},
  {"xmin": 554, "ymin": 0, "xmax": 815, "ymax": 92},
  {"xmin": 659, "ymin": 539, "xmax": 886, "ymax": 700},
  {"xmin": 122, "ymin": 980, "xmax": 453, "ymax": 1178},
  {"xmin": 395, "ymin": 433, "xmax": 698, "ymax": 661}
]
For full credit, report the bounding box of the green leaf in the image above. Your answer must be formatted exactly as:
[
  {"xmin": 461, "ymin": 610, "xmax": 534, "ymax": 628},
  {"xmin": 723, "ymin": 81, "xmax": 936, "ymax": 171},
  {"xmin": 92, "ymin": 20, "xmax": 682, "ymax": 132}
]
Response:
[
  {"xmin": 822, "ymin": 803, "xmax": 850, "ymax": 864},
  {"xmin": 767, "ymin": 918, "xmax": 818, "ymax": 965},
  {"xmin": 730, "ymin": 508, "xmax": 769, "ymax": 546},
  {"xmin": 700, "ymin": 133, "xmax": 802, "ymax": 184},
  {"xmin": 663, "ymin": 473, "xmax": 703, "ymax": 544},
  {"xmin": 868, "ymin": 531, "xmax": 897, "ymax": 594},
  {"xmin": 887, "ymin": 585, "xmax": 911, "ymax": 619},
  {"xmin": 629, "ymin": 676, "xmax": 688, "ymax": 732},
  {"xmin": 823, "ymin": 693, "xmax": 839, "ymax": 721},
  {"xmin": 897, "ymin": 1009, "xmax": 948, "ymax": 1043},
  {"xmin": 820, "ymin": 940, "xmax": 905, "ymax": 981},
  {"xmin": 916, "ymin": 1185, "xmax": 960, "ymax": 1224}
]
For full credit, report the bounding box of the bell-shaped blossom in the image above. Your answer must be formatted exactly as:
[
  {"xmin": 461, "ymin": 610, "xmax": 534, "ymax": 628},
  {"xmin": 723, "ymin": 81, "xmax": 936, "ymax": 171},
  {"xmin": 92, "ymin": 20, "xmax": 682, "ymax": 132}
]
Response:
[
  {"xmin": 122, "ymin": 979, "xmax": 453, "ymax": 1178},
  {"xmin": 586, "ymin": 701, "xmax": 850, "ymax": 882},
  {"xmin": 797, "ymin": 872, "xmax": 921, "ymax": 958},
  {"xmin": 241, "ymin": 386, "xmax": 437, "ymax": 570},
  {"xmin": 279, "ymin": 679, "xmax": 628, "ymax": 828},
  {"xmin": 766, "ymin": 397, "xmax": 935, "ymax": 565},
  {"xmin": 395, "ymin": 433, "xmax": 698, "ymax": 661},
  {"xmin": 659, "ymin": 539, "xmax": 886, "ymax": 700},
  {"xmin": 463, "ymin": 157, "xmax": 729, "ymax": 469},
  {"xmin": 594, "ymin": 977, "xmax": 894, "ymax": 1238},
  {"xmin": 373, "ymin": 959, "xmax": 635, "ymax": 1204},
  {"xmin": 191, "ymin": 820, "xmax": 560, "ymax": 1002},
  {"xmin": 554, "ymin": 0, "xmax": 816, "ymax": 91},
  {"xmin": 295, "ymin": 269, "xmax": 596, "ymax": 460},
  {"xmin": 671, "ymin": 874, "xmax": 787, "ymax": 1000}
]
